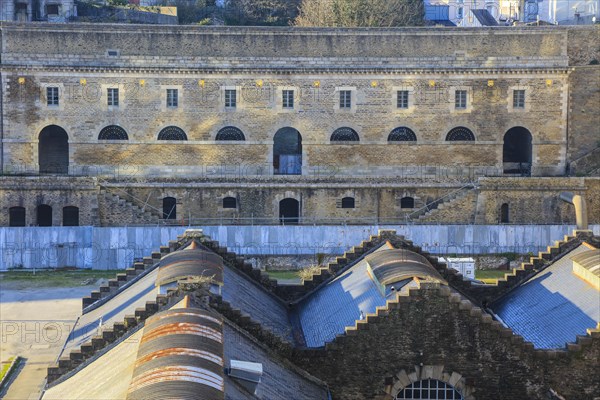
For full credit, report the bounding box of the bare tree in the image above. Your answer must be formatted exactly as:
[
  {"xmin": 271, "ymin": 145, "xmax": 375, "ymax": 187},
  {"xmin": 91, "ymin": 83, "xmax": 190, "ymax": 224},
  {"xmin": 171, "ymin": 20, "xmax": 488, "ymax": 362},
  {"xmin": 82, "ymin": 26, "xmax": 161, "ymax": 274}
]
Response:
[{"xmin": 295, "ymin": 0, "xmax": 424, "ymax": 27}]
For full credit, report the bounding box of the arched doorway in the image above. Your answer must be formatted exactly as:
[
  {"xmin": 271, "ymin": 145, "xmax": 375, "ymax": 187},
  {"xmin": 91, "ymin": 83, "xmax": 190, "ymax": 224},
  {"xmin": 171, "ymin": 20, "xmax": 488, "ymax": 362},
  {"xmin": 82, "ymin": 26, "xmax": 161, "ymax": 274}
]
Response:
[
  {"xmin": 37, "ymin": 204, "xmax": 52, "ymax": 226},
  {"xmin": 39, "ymin": 125, "xmax": 69, "ymax": 174},
  {"xmin": 162, "ymin": 197, "xmax": 177, "ymax": 220},
  {"xmin": 503, "ymin": 127, "xmax": 532, "ymax": 176},
  {"xmin": 273, "ymin": 128, "xmax": 302, "ymax": 175},
  {"xmin": 279, "ymin": 198, "xmax": 299, "ymax": 225}
]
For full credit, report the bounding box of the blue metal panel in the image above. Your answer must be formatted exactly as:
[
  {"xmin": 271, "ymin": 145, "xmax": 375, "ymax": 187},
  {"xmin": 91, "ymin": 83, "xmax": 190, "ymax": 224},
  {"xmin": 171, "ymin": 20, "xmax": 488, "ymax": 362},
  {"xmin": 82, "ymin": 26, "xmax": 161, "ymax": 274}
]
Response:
[
  {"xmin": 296, "ymin": 259, "xmax": 388, "ymax": 347},
  {"xmin": 493, "ymin": 244, "xmax": 599, "ymax": 349}
]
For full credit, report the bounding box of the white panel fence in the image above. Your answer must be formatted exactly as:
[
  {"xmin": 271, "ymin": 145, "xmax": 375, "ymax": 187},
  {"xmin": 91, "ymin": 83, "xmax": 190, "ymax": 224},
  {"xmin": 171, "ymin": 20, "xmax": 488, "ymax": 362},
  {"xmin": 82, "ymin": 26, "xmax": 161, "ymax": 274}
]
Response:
[{"xmin": 1, "ymin": 224, "xmax": 598, "ymax": 270}]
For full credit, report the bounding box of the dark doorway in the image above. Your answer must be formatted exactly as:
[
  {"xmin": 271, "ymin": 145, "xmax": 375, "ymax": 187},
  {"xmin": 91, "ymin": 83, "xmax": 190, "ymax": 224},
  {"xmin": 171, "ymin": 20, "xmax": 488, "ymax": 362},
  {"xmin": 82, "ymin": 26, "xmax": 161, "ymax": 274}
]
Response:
[
  {"xmin": 223, "ymin": 197, "xmax": 237, "ymax": 209},
  {"xmin": 279, "ymin": 198, "xmax": 299, "ymax": 225},
  {"xmin": 39, "ymin": 125, "xmax": 69, "ymax": 174},
  {"xmin": 400, "ymin": 197, "xmax": 415, "ymax": 209},
  {"xmin": 162, "ymin": 197, "xmax": 177, "ymax": 220},
  {"xmin": 341, "ymin": 197, "xmax": 355, "ymax": 209},
  {"xmin": 500, "ymin": 203, "xmax": 509, "ymax": 223},
  {"xmin": 9, "ymin": 207, "xmax": 26, "ymax": 227},
  {"xmin": 274, "ymin": 128, "xmax": 302, "ymax": 175},
  {"xmin": 37, "ymin": 204, "xmax": 52, "ymax": 226},
  {"xmin": 63, "ymin": 206, "xmax": 79, "ymax": 226},
  {"xmin": 503, "ymin": 127, "xmax": 532, "ymax": 176}
]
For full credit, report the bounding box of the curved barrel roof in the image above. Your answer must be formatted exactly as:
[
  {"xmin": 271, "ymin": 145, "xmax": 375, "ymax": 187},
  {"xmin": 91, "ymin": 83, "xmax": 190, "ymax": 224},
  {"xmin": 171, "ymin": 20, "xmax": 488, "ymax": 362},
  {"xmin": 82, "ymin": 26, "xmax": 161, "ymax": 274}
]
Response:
[
  {"xmin": 127, "ymin": 308, "xmax": 224, "ymax": 400},
  {"xmin": 156, "ymin": 241, "xmax": 224, "ymax": 287},
  {"xmin": 365, "ymin": 249, "xmax": 445, "ymax": 286}
]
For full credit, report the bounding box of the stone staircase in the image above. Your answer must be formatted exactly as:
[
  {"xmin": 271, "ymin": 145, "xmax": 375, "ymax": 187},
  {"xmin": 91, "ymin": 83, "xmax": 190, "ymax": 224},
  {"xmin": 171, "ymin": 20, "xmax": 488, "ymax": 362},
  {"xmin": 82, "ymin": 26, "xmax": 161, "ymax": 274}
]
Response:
[
  {"xmin": 406, "ymin": 184, "xmax": 477, "ymax": 223},
  {"xmin": 417, "ymin": 190, "xmax": 478, "ymax": 223},
  {"xmin": 98, "ymin": 189, "xmax": 160, "ymax": 226}
]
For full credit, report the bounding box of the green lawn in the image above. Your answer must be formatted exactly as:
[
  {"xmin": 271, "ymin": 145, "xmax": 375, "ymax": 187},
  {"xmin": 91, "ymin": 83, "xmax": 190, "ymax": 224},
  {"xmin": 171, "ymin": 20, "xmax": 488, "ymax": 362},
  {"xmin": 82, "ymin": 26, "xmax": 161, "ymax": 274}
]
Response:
[
  {"xmin": 264, "ymin": 270, "xmax": 301, "ymax": 280},
  {"xmin": 475, "ymin": 269, "xmax": 511, "ymax": 284},
  {"xmin": 0, "ymin": 270, "xmax": 118, "ymax": 288}
]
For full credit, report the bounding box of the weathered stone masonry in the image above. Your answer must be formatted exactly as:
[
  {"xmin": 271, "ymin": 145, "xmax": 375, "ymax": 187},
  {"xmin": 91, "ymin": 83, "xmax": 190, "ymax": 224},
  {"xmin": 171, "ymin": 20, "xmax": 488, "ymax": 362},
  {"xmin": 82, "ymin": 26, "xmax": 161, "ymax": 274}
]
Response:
[{"xmin": 0, "ymin": 24, "xmax": 598, "ymax": 226}]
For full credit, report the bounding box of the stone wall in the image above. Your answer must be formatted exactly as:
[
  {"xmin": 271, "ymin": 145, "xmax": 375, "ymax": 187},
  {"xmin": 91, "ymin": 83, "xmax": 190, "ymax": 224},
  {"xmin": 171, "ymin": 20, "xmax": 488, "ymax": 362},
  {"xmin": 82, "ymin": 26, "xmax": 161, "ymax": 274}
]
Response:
[
  {"xmin": 291, "ymin": 283, "xmax": 600, "ymax": 400},
  {"xmin": 567, "ymin": 67, "xmax": 600, "ymax": 165}
]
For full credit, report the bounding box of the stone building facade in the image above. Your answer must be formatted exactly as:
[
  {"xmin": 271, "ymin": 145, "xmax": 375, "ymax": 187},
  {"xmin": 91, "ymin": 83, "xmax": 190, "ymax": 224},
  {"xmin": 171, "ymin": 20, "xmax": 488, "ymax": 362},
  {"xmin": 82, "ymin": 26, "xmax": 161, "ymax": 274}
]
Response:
[{"xmin": 0, "ymin": 23, "xmax": 598, "ymax": 226}]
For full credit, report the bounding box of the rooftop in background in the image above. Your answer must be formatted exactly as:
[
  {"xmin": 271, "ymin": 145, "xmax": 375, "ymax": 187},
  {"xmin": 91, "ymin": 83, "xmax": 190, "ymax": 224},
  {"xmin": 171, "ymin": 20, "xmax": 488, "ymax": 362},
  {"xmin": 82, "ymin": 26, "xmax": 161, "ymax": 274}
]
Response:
[
  {"xmin": 471, "ymin": 9, "xmax": 499, "ymax": 26},
  {"xmin": 492, "ymin": 243, "xmax": 600, "ymax": 349}
]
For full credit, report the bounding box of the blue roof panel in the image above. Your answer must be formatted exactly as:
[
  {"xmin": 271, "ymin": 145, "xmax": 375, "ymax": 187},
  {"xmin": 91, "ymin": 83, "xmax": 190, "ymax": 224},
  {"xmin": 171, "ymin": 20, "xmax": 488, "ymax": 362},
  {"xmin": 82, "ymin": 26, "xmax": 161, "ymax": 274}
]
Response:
[
  {"xmin": 493, "ymin": 244, "xmax": 600, "ymax": 349},
  {"xmin": 296, "ymin": 258, "xmax": 388, "ymax": 347}
]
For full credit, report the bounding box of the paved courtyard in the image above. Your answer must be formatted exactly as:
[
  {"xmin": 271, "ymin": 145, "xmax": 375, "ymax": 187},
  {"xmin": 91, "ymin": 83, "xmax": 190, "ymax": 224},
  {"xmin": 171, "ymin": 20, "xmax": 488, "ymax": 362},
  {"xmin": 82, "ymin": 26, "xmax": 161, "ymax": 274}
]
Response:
[{"xmin": 0, "ymin": 282, "xmax": 94, "ymax": 399}]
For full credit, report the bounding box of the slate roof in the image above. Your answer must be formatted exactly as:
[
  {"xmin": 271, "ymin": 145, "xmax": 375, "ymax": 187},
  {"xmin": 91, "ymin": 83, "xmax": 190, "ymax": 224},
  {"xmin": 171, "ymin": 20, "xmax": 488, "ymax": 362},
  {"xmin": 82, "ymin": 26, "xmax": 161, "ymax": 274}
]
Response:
[
  {"xmin": 492, "ymin": 244, "xmax": 600, "ymax": 349},
  {"xmin": 222, "ymin": 264, "xmax": 293, "ymax": 343},
  {"xmin": 294, "ymin": 242, "xmax": 443, "ymax": 347},
  {"xmin": 471, "ymin": 9, "xmax": 499, "ymax": 26}
]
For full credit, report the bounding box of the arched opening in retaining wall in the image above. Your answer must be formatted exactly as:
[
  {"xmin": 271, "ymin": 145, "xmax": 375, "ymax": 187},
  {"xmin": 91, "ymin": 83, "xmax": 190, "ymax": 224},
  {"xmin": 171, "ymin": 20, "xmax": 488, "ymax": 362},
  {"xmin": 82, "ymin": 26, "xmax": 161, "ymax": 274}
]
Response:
[
  {"xmin": 162, "ymin": 197, "xmax": 177, "ymax": 220},
  {"xmin": 222, "ymin": 197, "xmax": 237, "ymax": 209},
  {"xmin": 274, "ymin": 127, "xmax": 302, "ymax": 175},
  {"xmin": 39, "ymin": 125, "xmax": 69, "ymax": 174},
  {"xmin": 9, "ymin": 207, "xmax": 26, "ymax": 227},
  {"xmin": 503, "ymin": 127, "xmax": 532, "ymax": 176},
  {"xmin": 279, "ymin": 198, "xmax": 299, "ymax": 225},
  {"xmin": 37, "ymin": 204, "xmax": 53, "ymax": 226},
  {"xmin": 401, "ymin": 196, "xmax": 415, "ymax": 209},
  {"xmin": 63, "ymin": 206, "xmax": 80, "ymax": 226},
  {"xmin": 341, "ymin": 197, "xmax": 355, "ymax": 209},
  {"xmin": 500, "ymin": 203, "xmax": 509, "ymax": 223}
]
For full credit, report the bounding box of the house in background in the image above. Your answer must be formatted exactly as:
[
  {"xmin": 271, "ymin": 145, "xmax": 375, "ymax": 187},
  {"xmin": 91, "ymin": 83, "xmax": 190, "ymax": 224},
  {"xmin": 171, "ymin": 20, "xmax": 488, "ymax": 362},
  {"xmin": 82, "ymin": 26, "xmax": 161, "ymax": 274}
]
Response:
[
  {"xmin": 0, "ymin": 0, "xmax": 76, "ymax": 21},
  {"xmin": 424, "ymin": 0, "xmax": 500, "ymax": 26},
  {"xmin": 498, "ymin": 0, "xmax": 599, "ymax": 24}
]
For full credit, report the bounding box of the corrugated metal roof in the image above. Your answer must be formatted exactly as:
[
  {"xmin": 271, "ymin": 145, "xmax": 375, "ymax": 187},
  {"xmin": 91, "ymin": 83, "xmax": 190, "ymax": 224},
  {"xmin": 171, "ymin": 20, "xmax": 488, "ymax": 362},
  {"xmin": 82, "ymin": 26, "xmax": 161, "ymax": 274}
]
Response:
[
  {"xmin": 366, "ymin": 249, "xmax": 445, "ymax": 290},
  {"xmin": 571, "ymin": 249, "xmax": 600, "ymax": 275},
  {"xmin": 127, "ymin": 308, "xmax": 225, "ymax": 400},
  {"xmin": 492, "ymin": 244, "xmax": 600, "ymax": 349},
  {"xmin": 156, "ymin": 245, "xmax": 224, "ymax": 287}
]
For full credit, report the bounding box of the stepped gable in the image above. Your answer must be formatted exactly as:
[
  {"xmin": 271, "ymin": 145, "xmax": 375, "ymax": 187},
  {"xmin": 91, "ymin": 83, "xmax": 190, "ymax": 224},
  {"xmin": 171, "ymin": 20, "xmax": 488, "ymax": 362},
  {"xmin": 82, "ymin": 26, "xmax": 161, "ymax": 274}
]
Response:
[
  {"xmin": 291, "ymin": 279, "xmax": 600, "ymax": 399},
  {"xmin": 491, "ymin": 240, "xmax": 600, "ymax": 349},
  {"xmin": 291, "ymin": 242, "xmax": 449, "ymax": 348},
  {"xmin": 43, "ymin": 230, "xmax": 329, "ymax": 399}
]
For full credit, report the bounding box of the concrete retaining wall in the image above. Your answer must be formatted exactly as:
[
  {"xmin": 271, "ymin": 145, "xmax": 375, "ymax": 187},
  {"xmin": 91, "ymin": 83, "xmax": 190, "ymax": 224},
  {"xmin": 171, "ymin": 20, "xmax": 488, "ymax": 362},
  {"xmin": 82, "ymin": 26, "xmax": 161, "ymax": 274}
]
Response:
[{"xmin": 1, "ymin": 225, "xmax": 598, "ymax": 270}]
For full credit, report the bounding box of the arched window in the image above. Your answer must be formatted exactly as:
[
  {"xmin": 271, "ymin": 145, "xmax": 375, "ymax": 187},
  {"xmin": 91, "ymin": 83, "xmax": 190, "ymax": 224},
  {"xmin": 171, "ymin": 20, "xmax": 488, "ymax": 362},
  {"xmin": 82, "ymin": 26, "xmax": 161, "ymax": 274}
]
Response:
[
  {"xmin": 222, "ymin": 197, "xmax": 237, "ymax": 209},
  {"xmin": 446, "ymin": 127, "xmax": 475, "ymax": 141},
  {"xmin": 39, "ymin": 125, "xmax": 69, "ymax": 174},
  {"xmin": 500, "ymin": 203, "xmax": 509, "ymax": 223},
  {"xmin": 99, "ymin": 125, "xmax": 128, "ymax": 140},
  {"xmin": 341, "ymin": 197, "xmax": 355, "ymax": 209},
  {"xmin": 216, "ymin": 126, "xmax": 245, "ymax": 141},
  {"xmin": 37, "ymin": 204, "xmax": 52, "ymax": 227},
  {"xmin": 396, "ymin": 379, "xmax": 463, "ymax": 399},
  {"xmin": 400, "ymin": 197, "xmax": 415, "ymax": 209},
  {"xmin": 63, "ymin": 206, "xmax": 80, "ymax": 226},
  {"xmin": 9, "ymin": 207, "xmax": 26, "ymax": 227},
  {"xmin": 331, "ymin": 127, "xmax": 359, "ymax": 142},
  {"xmin": 158, "ymin": 126, "xmax": 187, "ymax": 141},
  {"xmin": 388, "ymin": 127, "xmax": 417, "ymax": 142},
  {"xmin": 162, "ymin": 197, "xmax": 177, "ymax": 220}
]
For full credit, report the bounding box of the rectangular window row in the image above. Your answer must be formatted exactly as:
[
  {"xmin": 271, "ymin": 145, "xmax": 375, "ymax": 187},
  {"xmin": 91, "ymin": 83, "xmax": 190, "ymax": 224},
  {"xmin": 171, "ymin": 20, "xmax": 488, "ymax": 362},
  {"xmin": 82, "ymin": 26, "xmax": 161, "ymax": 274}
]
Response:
[{"xmin": 43, "ymin": 86, "xmax": 528, "ymax": 110}]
